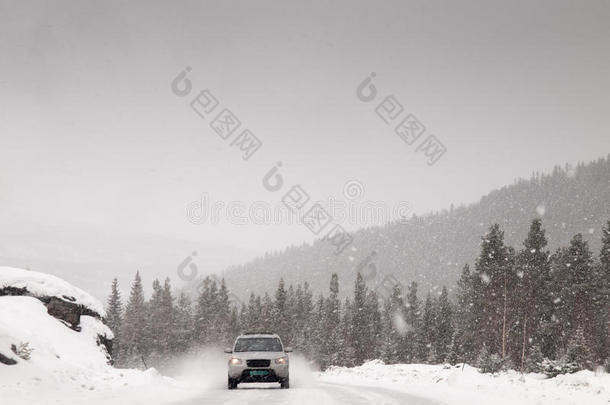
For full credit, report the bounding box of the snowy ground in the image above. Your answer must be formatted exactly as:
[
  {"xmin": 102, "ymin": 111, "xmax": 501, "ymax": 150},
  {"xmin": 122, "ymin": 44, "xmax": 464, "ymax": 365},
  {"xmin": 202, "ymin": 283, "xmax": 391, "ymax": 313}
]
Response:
[
  {"xmin": 319, "ymin": 360, "xmax": 610, "ymax": 405},
  {"xmin": 0, "ymin": 295, "xmax": 200, "ymax": 405},
  {"xmin": 2, "ymin": 267, "xmax": 609, "ymax": 405},
  {"xmin": 0, "ymin": 267, "xmax": 203, "ymax": 405}
]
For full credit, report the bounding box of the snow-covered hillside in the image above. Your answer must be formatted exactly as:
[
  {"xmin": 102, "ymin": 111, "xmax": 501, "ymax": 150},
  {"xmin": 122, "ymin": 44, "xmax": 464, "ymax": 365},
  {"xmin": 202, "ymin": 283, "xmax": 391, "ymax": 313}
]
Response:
[
  {"xmin": 0, "ymin": 267, "xmax": 199, "ymax": 405},
  {"xmin": 319, "ymin": 360, "xmax": 610, "ymax": 405}
]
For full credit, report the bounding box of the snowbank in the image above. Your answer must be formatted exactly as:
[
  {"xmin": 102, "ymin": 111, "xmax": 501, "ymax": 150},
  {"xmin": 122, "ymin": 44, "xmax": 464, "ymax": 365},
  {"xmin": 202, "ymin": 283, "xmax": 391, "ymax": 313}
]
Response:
[
  {"xmin": 0, "ymin": 266, "xmax": 105, "ymax": 316},
  {"xmin": 0, "ymin": 270, "xmax": 202, "ymax": 405},
  {"xmin": 319, "ymin": 360, "xmax": 610, "ymax": 405}
]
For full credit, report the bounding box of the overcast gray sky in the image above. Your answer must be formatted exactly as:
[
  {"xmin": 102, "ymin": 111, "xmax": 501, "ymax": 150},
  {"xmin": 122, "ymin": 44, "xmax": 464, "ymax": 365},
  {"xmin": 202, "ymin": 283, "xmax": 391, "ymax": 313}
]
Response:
[{"xmin": 1, "ymin": 0, "xmax": 609, "ymax": 258}]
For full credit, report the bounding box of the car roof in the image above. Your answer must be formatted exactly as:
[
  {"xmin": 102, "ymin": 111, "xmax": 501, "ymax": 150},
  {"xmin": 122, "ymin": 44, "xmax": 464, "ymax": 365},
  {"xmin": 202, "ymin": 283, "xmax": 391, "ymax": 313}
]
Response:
[{"xmin": 236, "ymin": 333, "xmax": 279, "ymax": 339}]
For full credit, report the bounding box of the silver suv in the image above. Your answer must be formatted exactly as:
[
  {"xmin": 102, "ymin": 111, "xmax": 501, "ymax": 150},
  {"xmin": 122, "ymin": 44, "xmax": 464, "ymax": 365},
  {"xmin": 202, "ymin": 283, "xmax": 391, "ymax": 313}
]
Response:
[{"xmin": 224, "ymin": 333, "xmax": 292, "ymax": 389}]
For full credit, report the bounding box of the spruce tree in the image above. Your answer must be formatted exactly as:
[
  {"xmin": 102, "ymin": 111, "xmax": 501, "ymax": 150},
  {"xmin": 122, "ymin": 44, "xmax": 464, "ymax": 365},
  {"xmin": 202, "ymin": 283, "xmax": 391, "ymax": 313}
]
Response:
[
  {"xmin": 321, "ymin": 274, "xmax": 341, "ymax": 368},
  {"xmin": 338, "ymin": 297, "xmax": 355, "ymax": 367},
  {"xmin": 516, "ymin": 219, "xmax": 551, "ymax": 368},
  {"xmin": 160, "ymin": 278, "xmax": 175, "ymax": 358},
  {"xmin": 214, "ymin": 278, "xmax": 230, "ymax": 344},
  {"xmin": 594, "ymin": 221, "xmax": 610, "ymax": 362},
  {"xmin": 174, "ymin": 292, "xmax": 193, "ymax": 354},
  {"xmin": 382, "ymin": 284, "xmax": 407, "ymax": 363},
  {"xmin": 404, "ymin": 281, "xmax": 422, "ymax": 361},
  {"xmin": 351, "ymin": 273, "xmax": 369, "ymax": 365},
  {"xmin": 454, "ymin": 264, "xmax": 479, "ymax": 363},
  {"xmin": 273, "ymin": 278, "xmax": 288, "ymax": 343},
  {"xmin": 474, "ymin": 224, "xmax": 515, "ymax": 358},
  {"xmin": 559, "ymin": 234, "xmax": 596, "ymax": 353},
  {"xmin": 365, "ymin": 290, "xmax": 382, "ymax": 361},
  {"xmin": 421, "ymin": 293, "xmax": 436, "ymax": 361},
  {"xmin": 564, "ymin": 327, "xmax": 593, "ymax": 370},
  {"xmin": 146, "ymin": 279, "xmax": 164, "ymax": 366},
  {"xmin": 435, "ymin": 286, "xmax": 453, "ymax": 362},
  {"xmin": 119, "ymin": 272, "xmax": 147, "ymax": 368},
  {"xmin": 105, "ymin": 278, "xmax": 123, "ymax": 361}
]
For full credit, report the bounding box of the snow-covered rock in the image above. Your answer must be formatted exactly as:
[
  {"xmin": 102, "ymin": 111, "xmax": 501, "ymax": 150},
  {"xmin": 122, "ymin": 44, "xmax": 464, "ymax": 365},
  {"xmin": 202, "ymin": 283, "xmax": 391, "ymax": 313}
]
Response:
[
  {"xmin": 0, "ymin": 266, "xmax": 105, "ymax": 316},
  {"xmin": 0, "ymin": 268, "xmax": 200, "ymax": 405}
]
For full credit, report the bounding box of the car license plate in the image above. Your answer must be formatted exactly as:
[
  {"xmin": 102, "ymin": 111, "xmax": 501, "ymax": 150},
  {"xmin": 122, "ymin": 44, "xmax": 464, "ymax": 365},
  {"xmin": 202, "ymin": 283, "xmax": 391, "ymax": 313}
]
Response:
[{"xmin": 250, "ymin": 370, "xmax": 269, "ymax": 376}]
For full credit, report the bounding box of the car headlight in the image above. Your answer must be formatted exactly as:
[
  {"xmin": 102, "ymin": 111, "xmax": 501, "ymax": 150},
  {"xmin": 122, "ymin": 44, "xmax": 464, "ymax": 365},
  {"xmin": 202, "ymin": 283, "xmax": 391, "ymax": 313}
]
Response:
[
  {"xmin": 275, "ymin": 356, "xmax": 288, "ymax": 364},
  {"xmin": 229, "ymin": 358, "xmax": 242, "ymax": 365}
]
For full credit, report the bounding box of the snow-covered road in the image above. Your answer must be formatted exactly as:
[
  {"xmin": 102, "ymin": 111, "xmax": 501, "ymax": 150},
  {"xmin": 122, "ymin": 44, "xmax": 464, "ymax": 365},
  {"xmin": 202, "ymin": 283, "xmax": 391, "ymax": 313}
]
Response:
[{"xmin": 174, "ymin": 382, "xmax": 441, "ymax": 405}]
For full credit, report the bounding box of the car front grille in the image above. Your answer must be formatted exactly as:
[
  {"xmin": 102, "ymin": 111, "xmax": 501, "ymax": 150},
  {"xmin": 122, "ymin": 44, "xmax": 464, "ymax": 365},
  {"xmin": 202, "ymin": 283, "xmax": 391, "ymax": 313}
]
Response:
[{"xmin": 246, "ymin": 359, "xmax": 271, "ymax": 368}]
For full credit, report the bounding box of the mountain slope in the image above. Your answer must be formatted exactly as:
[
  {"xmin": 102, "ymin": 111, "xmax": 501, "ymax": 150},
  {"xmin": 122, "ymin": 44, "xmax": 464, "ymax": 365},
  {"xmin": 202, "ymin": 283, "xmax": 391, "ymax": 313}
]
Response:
[{"xmin": 221, "ymin": 155, "xmax": 610, "ymax": 298}]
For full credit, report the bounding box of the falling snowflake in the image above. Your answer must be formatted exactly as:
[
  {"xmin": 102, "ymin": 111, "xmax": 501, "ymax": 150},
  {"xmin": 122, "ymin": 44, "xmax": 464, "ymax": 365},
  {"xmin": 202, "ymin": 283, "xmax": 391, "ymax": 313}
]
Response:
[
  {"xmin": 536, "ymin": 204, "xmax": 546, "ymax": 217},
  {"xmin": 391, "ymin": 311, "xmax": 409, "ymax": 336},
  {"xmin": 480, "ymin": 273, "xmax": 491, "ymax": 284},
  {"xmin": 553, "ymin": 298, "xmax": 561, "ymax": 304},
  {"xmin": 588, "ymin": 228, "xmax": 595, "ymax": 234},
  {"xmin": 517, "ymin": 271, "xmax": 524, "ymax": 279}
]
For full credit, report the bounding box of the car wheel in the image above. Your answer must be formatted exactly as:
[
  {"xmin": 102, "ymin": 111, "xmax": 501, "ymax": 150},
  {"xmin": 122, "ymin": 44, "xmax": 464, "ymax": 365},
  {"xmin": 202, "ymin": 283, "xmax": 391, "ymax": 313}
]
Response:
[
  {"xmin": 228, "ymin": 377, "xmax": 238, "ymax": 390},
  {"xmin": 280, "ymin": 377, "xmax": 289, "ymax": 389}
]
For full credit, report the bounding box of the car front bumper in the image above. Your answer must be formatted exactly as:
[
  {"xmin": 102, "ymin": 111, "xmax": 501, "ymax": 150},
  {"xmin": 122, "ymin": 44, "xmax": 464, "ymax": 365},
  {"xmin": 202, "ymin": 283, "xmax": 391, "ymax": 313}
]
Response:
[{"xmin": 228, "ymin": 363, "xmax": 289, "ymax": 381}]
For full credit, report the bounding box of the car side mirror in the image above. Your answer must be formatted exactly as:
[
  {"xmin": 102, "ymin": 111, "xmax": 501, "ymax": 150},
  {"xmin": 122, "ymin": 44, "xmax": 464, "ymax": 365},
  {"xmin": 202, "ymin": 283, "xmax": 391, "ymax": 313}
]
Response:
[
  {"xmin": 223, "ymin": 348, "xmax": 233, "ymax": 354},
  {"xmin": 284, "ymin": 347, "xmax": 293, "ymax": 353}
]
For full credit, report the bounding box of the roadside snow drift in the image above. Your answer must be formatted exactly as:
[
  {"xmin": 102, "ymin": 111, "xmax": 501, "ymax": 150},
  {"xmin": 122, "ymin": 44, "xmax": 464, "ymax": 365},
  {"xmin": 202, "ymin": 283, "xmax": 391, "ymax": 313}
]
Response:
[
  {"xmin": 319, "ymin": 360, "xmax": 610, "ymax": 405},
  {"xmin": 0, "ymin": 267, "xmax": 199, "ymax": 405}
]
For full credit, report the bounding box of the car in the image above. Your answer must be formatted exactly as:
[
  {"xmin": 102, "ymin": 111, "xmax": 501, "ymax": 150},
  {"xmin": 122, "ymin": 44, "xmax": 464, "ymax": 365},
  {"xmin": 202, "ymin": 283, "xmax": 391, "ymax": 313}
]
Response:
[{"xmin": 225, "ymin": 332, "xmax": 292, "ymax": 389}]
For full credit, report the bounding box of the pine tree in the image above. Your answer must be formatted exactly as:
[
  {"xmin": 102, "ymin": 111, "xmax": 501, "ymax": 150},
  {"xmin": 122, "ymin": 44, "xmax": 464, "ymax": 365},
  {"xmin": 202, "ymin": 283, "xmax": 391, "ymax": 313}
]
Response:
[
  {"xmin": 365, "ymin": 290, "xmax": 382, "ymax": 361},
  {"xmin": 405, "ymin": 281, "xmax": 423, "ymax": 361},
  {"xmin": 382, "ymin": 284, "xmax": 407, "ymax": 363},
  {"xmin": 261, "ymin": 293, "xmax": 274, "ymax": 332},
  {"xmin": 338, "ymin": 297, "xmax": 355, "ymax": 367},
  {"xmin": 160, "ymin": 278, "xmax": 175, "ymax": 358},
  {"xmin": 119, "ymin": 272, "xmax": 147, "ymax": 368},
  {"xmin": 435, "ymin": 286, "xmax": 453, "ymax": 362},
  {"xmin": 174, "ymin": 292, "xmax": 193, "ymax": 354},
  {"xmin": 146, "ymin": 279, "xmax": 164, "ymax": 366},
  {"xmin": 284, "ymin": 285, "xmax": 297, "ymax": 347},
  {"xmin": 297, "ymin": 283, "xmax": 315, "ymax": 358},
  {"xmin": 421, "ymin": 293, "xmax": 436, "ymax": 361},
  {"xmin": 311, "ymin": 294, "xmax": 326, "ymax": 368},
  {"xmin": 105, "ymin": 278, "xmax": 123, "ymax": 361},
  {"xmin": 593, "ymin": 221, "xmax": 610, "ymax": 362},
  {"xmin": 454, "ymin": 264, "xmax": 479, "ymax": 363},
  {"xmin": 474, "ymin": 224, "xmax": 515, "ymax": 359},
  {"xmin": 564, "ymin": 327, "xmax": 593, "ymax": 370},
  {"xmin": 273, "ymin": 278, "xmax": 289, "ymax": 343},
  {"xmin": 214, "ymin": 278, "xmax": 230, "ymax": 345},
  {"xmin": 524, "ymin": 344, "xmax": 544, "ymax": 373},
  {"xmin": 557, "ymin": 234, "xmax": 596, "ymax": 354},
  {"xmin": 351, "ymin": 273, "xmax": 369, "ymax": 365},
  {"xmin": 320, "ymin": 274, "xmax": 341, "ymax": 368},
  {"xmin": 516, "ymin": 219, "xmax": 551, "ymax": 368}
]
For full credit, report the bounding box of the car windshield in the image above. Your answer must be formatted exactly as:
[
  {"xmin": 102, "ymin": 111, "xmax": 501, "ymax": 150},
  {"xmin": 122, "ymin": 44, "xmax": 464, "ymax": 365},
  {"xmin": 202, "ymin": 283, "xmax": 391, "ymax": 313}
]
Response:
[{"xmin": 234, "ymin": 337, "xmax": 283, "ymax": 352}]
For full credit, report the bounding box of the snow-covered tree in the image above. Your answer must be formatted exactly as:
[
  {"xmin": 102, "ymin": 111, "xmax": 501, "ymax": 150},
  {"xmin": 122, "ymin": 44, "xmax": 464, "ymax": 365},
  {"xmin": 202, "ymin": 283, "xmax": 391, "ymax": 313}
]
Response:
[
  {"xmin": 118, "ymin": 272, "xmax": 146, "ymax": 368},
  {"xmin": 105, "ymin": 277, "xmax": 123, "ymax": 360}
]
